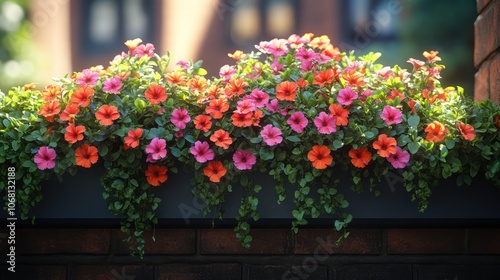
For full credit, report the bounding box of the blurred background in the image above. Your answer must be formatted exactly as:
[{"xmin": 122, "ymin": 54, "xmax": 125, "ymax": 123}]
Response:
[{"xmin": 0, "ymin": 0, "xmax": 476, "ymax": 95}]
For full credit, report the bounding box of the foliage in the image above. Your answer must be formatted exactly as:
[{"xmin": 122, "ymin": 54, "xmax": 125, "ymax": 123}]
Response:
[{"xmin": 1, "ymin": 35, "xmax": 499, "ymax": 257}]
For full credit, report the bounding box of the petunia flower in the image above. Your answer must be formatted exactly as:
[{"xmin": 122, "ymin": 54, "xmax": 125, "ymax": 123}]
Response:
[
  {"xmin": 348, "ymin": 147, "xmax": 372, "ymax": 168},
  {"xmin": 76, "ymin": 69, "xmax": 100, "ymax": 87},
  {"xmin": 219, "ymin": 65, "xmax": 236, "ymax": 80},
  {"xmin": 314, "ymin": 112, "xmax": 337, "ymax": 134},
  {"xmin": 244, "ymin": 89, "xmax": 269, "ymax": 108},
  {"xmin": 210, "ymin": 129, "xmax": 232, "ymax": 149},
  {"xmin": 70, "ymin": 86, "xmax": 94, "ymax": 107},
  {"xmin": 276, "ymin": 81, "xmax": 298, "ymax": 101},
  {"xmin": 372, "ymin": 134, "xmax": 397, "ymax": 158},
  {"xmin": 190, "ymin": 141, "xmax": 214, "ymax": 163},
  {"xmin": 102, "ymin": 76, "xmax": 122, "ymax": 94},
  {"xmin": 337, "ymin": 86, "xmax": 358, "ymax": 106},
  {"xmin": 287, "ymin": 111, "xmax": 309, "ymax": 133},
  {"xmin": 74, "ymin": 144, "xmax": 99, "ymax": 168},
  {"xmin": 307, "ymin": 145, "xmax": 333, "ymax": 169},
  {"xmin": 387, "ymin": 146, "xmax": 410, "ymax": 169},
  {"xmin": 60, "ymin": 104, "xmax": 80, "ymax": 122},
  {"xmin": 193, "ymin": 115, "xmax": 212, "ymax": 133},
  {"xmin": 34, "ymin": 146, "xmax": 56, "ymax": 170},
  {"xmin": 203, "ymin": 161, "xmax": 227, "ymax": 183},
  {"xmin": 456, "ymin": 122, "xmax": 476, "ymax": 141},
  {"xmin": 205, "ymin": 99, "xmax": 229, "ymax": 119},
  {"xmin": 38, "ymin": 100, "xmax": 61, "ymax": 122},
  {"xmin": 145, "ymin": 138, "xmax": 167, "ymax": 161},
  {"xmin": 124, "ymin": 128, "xmax": 143, "ymax": 149},
  {"xmin": 424, "ymin": 121, "xmax": 449, "ymax": 142},
  {"xmin": 224, "ymin": 78, "xmax": 247, "ymax": 96},
  {"xmin": 95, "ymin": 105, "xmax": 120, "ymax": 126},
  {"xmin": 145, "ymin": 164, "xmax": 168, "ymax": 187},
  {"xmin": 232, "ymin": 112, "xmax": 253, "ymax": 127},
  {"xmin": 132, "ymin": 43, "xmax": 155, "ymax": 57},
  {"xmin": 329, "ymin": 104, "xmax": 349, "ymax": 126},
  {"xmin": 233, "ymin": 150, "xmax": 257, "ymax": 170},
  {"xmin": 64, "ymin": 123, "xmax": 86, "ymax": 144},
  {"xmin": 144, "ymin": 83, "xmax": 167, "ymax": 104},
  {"xmin": 171, "ymin": 108, "xmax": 191, "ymax": 129},
  {"xmin": 313, "ymin": 69, "xmax": 335, "ymax": 86},
  {"xmin": 380, "ymin": 106, "xmax": 403, "ymax": 126},
  {"xmin": 260, "ymin": 124, "xmax": 283, "ymax": 146}
]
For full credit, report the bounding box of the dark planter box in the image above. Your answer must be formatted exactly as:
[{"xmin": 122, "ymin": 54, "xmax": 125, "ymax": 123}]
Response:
[{"xmin": 4, "ymin": 164, "xmax": 500, "ymax": 227}]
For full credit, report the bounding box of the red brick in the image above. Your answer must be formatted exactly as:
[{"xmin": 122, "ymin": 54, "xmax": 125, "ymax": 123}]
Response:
[
  {"xmin": 468, "ymin": 228, "xmax": 500, "ymax": 254},
  {"xmin": 387, "ymin": 228, "xmax": 465, "ymax": 254},
  {"xmin": 490, "ymin": 53, "xmax": 500, "ymax": 103},
  {"xmin": 474, "ymin": 1, "xmax": 500, "ymax": 66},
  {"xmin": 477, "ymin": 0, "xmax": 493, "ymax": 12},
  {"xmin": 474, "ymin": 63, "xmax": 490, "ymax": 102},
  {"xmin": 113, "ymin": 228, "xmax": 195, "ymax": 255},
  {"xmin": 293, "ymin": 228, "xmax": 381, "ymax": 255},
  {"xmin": 159, "ymin": 263, "xmax": 241, "ymax": 280},
  {"xmin": 200, "ymin": 228, "xmax": 289, "ymax": 254},
  {"xmin": 0, "ymin": 265, "xmax": 66, "ymax": 280},
  {"xmin": 72, "ymin": 265, "xmax": 153, "ymax": 280},
  {"xmin": 16, "ymin": 228, "xmax": 110, "ymax": 254}
]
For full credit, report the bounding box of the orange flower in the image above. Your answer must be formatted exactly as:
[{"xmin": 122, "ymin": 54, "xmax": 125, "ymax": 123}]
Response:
[
  {"xmin": 71, "ymin": 86, "xmax": 94, "ymax": 107},
  {"xmin": 124, "ymin": 128, "xmax": 143, "ymax": 148},
  {"xmin": 423, "ymin": 50, "xmax": 441, "ymax": 62},
  {"xmin": 310, "ymin": 35, "xmax": 330, "ymax": 49},
  {"xmin": 456, "ymin": 122, "xmax": 475, "ymax": 141},
  {"xmin": 422, "ymin": 89, "xmax": 437, "ymax": 105},
  {"xmin": 328, "ymin": 104, "xmax": 349, "ymax": 126},
  {"xmin": 313, "ymin": 69, "xmax": 335, "ymax": 87},
  {"xmin": 188, "ymin": 76, "xmax": 207, "ymax": 93},
  {"xmin": 342, "ymin": 70, "xmax": 366, "ymax": 87},
  {"xmin": 60, "ymin": 104, "xmax": 80, "ymax": 122},
  {"xmin": 424, "ymin": 121, "xmax": 449, "ymax": 142},
  {"xmin": 322, "ymin": 45, "xmax": 341, "ymax": 61},
  {"xmin": 494, "ymin": 115, "xmax": 500, "ymax": 128},
  {"xmin": 64, "ymin": 123, "xmax": 86, "ymax": 144},
  {"xmin": 145, "ymin": 83, "xmax": 167, "ymax": 104},
  {"xmin": 124, "ymin": 38, "xmax": 142, "ymax": 53},
  {"xmin": 210, "ymin": 129, "xmax": 232, "ymax": 149},
  {"xmin": 297, "ymin": 78, "xmax": 309, "ymax": 88},
  {"xmin": 165, "ymin": 70, "xmax": 187, "ymax": 85},
  {"xmin": 232, "ymin": 112, "xmax": 253, "ymax": 127},
  {"xmin": 228, "ymin": 50, "xmax": 247, "ymax": 61},
  {"xmin": 203, "ymin": 161, "xmax": 227, "ymax": 183},
  {"xmin": 224, "ymin": 78, "xmax": 248, "ymax": 96},
  {"xmin": 372, "ymin": 134, "xmax": 397, "ymax": 158},
  {"xmin": 193, "ymin": 115, "xmax": 212, "ymax": 132},
  {"xmin": 38, "ymin": 100, "xmax": 61, "ymax": 122},
  {"xmin": 23, "ymin": 83, "xmax": 37, "ymax": 91},
  {"xmin": 252, "ymin": 109, "xmax": 264, "ymax": 126},
  {"xmin": 95, "ymin": 105, "xmax": 120, "ymax": 126},
  {"xmin": 41, "ymin": 85, "xmax": 62, "ymax": 101},
  {"xmin": 205, "ymin": 98, "xmax": 229, "ymax": 119},
  {"xmin": 407, "ymin": 99, "xmax": 417, "ymax": 114},
  {"xmin": 348, "ymin": 147, "xmax": 372, "ymax": 168},
  {"xmin": 307, "ymin": 145, "xmax": 333, "ymax": 169},
  {"xmin": 74, "ymin": 144, "xmax": 99, "ymax": 168},
  {"xmin": 276, "ymin": 81, "xmax": 298, "ymax": 101},
  {"xmin": 145, "ymin": 164, "xmax": 168, "ymax": 187}
]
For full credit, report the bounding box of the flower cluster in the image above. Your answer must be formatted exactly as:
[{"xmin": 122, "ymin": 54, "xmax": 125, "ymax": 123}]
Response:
[{"xmin": 1, "ymin": 35, "xmax": 499, "ymax": 256}]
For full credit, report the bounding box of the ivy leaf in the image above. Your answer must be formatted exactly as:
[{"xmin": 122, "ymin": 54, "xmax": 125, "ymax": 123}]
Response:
[{"xmin": 292, "ymin": 210, "xmax": 304, "ymax": 221}]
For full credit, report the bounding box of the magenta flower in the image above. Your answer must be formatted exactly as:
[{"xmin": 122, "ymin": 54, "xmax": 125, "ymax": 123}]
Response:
[
  {"xmin": 359, "ymin": 89, "xmax": 373, "ymax": 102},
  {"xmin": 314, "ymin": 112, "xmax": 337, "ymax": 134},
  {"xmin": 271, "ymin": 58, "xmax": 284, "ymax": 74},
  {"xmin": 337, "ymin": 86, "xmax": 358, "ymax": 106},
  {"xmin": 244, "ymin": 89, "xmax": 269, "ymax": 108},
  {"xmin": 76, "ymin": 69, "xmax": 100, "ymax": 86},
  {"xmin": 190, "ymin": 141, "xmax": 214, "ymax": 163},
  {"xmin": 260, "ymin": 124, "xmax": 283, "ymax": 146},
  {"xmin": 267, "ymin": 38, "xmax": 289, "ymax": 57},
  {"xmin": 380, "ymin": 106, "xmax": 403, "ymax": 125},
  {"xmin": 145, "ymin": 138, "xmax": 167, "ymax": 161},
  {"xmin": 34, "ymin": 146, "xmax": 56, "ymax": 170},
  {"xmin": 176, "ymin": 60, "xmax": 190, "ymax": 70},
  {"xmin": 266, "ymin": 99, "xmax": 280, "ymax": 113},
  {"xmin": 133, "ymin": 43, "xmax": 155, "ymax": 57},
  {"xmin": 233, "ymin": 150, "xmax": 257, "ymax": 170},
  {"xmin": 295, "ymin": 47, "xmax": 317, "ymax": 63},
  {"xmin": 235, "ymin": 100, "xmax": 256, "ymax": 114},
  {"xmin": 102, "ymin": 76, "xmax": 122, "ymax": 94},
  {"xmin": 387, "ymin": 146, "xmax": 410, "ymax": 169},
  {"xmin": 171, "ymin": 108, "xmax": 191, "ymax": 129},
  {"xmin": 219, "ymin": 65, "xmax": 236, "ymax": 81},
  {"xmin": 288, "ymin": 34, "xmax": 307, "ymax": 49},
  {"xmin": 287, "ymin": 111, "xmax": 309, "ymax": 133}
]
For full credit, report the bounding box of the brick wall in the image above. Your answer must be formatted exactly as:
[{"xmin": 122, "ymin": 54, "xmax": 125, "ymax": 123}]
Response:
[
  {"xmin": 474, "ymin": 0, "xmax": 500, "ymax": 103},
  {"xmin": 1, "ymin": 227, "xmax": 500, "ymax": 279}
]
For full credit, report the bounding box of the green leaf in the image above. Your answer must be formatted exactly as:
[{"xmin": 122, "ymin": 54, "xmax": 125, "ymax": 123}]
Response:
[
  {"xmin": 407, "ymin": 142, "xmax": 420, "ymax": 154},
  {"xmin": 333, "ymin": 140, "xmax": 343, "ymax": 150},
  {"xmin": 170, "ymin": 147, "xmax": 181, "ymax": 157},
  {"xmin": 184, "ymin": 134, "xmax": 196, "ymax": 143},
  {"xmin": 250, "ymin": 137, "xmax": 262, "ymax": 144},
  {"xmin": 292, "ymin": 210, "xmax": 304, "ymax": 221},
  {"xmin": 286, "ymin": 135, "xmax": 301, "ymax": 142},
  {"xmin": 408, "ymin": 115, "xmax": 420, "ymax": 130},
  {"xmin": 364, "ymin": 131, "xmax": 374, "ymax": 139}
]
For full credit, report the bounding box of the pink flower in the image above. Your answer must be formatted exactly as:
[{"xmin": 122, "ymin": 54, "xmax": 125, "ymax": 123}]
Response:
[
  {"xmin": 260, "ymin": 124, "xmax": 283, "ymax": 146},
  {"xmin": 380, "ymin": 106, "xmax": 403, "ymax": 125},
  {"xmin": 295, "ymin": 47, "xmax": 317, "ymax": 63},
  {"xmin": 235, "ymin": 100, "xmax": 256, "ymax": 114},
  {"xmin": 145, "ymin": 138, "xmax": 167, "ymax": 161},
  {"xmin": 337, "ymin": 86, "xmax": 358, "ymax": 106},
  {"xmin": 233, "ymin": 150, "xmax": 257, "ymax": 170},
  {"xmin": 244, "ymin": 89, "xmax": 269, "ymax": 108},
  {"xmin": 102, "ymin": 76, "xmax": 122, "ymax": 94},
  {"xmin": 287, "ymin": 111, "xmax": 309, "ymax": 133},
  {"xmin": 76, "ymin": 69, "xmax": 100, "ymax": 86},
  {"xmin": 256, "ymin": 39, "xmax": 288, "ymax": 57},
  {"xmin": 190, "ymin": 141, "xmax": 214, "ymax": 163},
  {"xmin": 387, "ymin": 146, "xmax": 410, "ymax": 169},
  {"xmin": 288, "ymin": 34, "xmax": 307, "ymax": 49},
  {"xmin": 314, "ymin": 112, "xmax": 337, "ymax": 134},
  {"xmin": 359, "ymin": 89, "xmax": 373, "ymax": 102},
  {"xmin": 407, "ymin": 58, "xmax": 426, "ymax": 71},
  {"xmin": 271, "ymin": 58, "xmax": 284, "ymax": 74},
  {"xmin": 266, "ymin": 99, "xmax": 280, "ymax": 113},
  {"xmin": 133, "ymin": 43, "xmax": 155, "ymax": 57},
  {"xmin": 176, "ymin": 60, "xmax": 190, "ymax": 70},
  {"xmin": 171, "ymin": 108, "xmax": 191, "ymax": 129},
  {"xmin": 34, "ymin": 146, "xmax": 56, "ymax": 170},
  {"xmin": 219, "ymin": 65, "xmax": 236, "ymax": 81}
]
